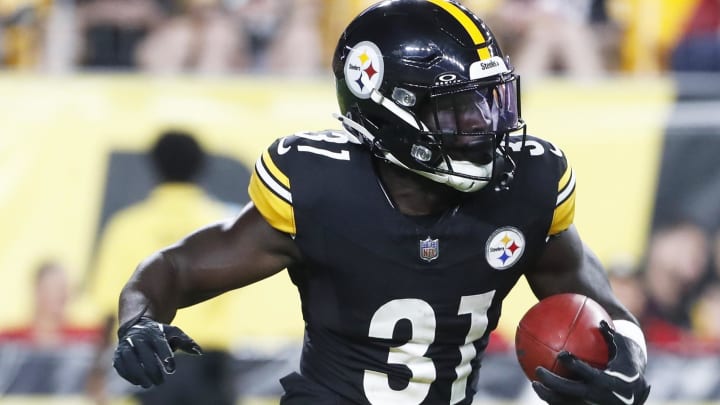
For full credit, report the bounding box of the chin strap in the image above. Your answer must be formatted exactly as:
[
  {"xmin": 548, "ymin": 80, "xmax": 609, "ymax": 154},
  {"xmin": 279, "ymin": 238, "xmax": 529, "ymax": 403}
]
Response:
[
  {"xmin": 333, "ymin": 113, "xmax": 371, "ymax": 145},
  {"xmin": 491, "ymin": 153, "xmax": 516, "ymax": 192}
]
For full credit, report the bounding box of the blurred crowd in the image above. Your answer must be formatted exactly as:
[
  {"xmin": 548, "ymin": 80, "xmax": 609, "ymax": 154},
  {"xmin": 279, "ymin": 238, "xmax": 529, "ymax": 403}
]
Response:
[
  {"xmin": 609, "ymin": 222, "xmax": 720, "ymax": 355},
  {"xmin": 0, "ymin": 0, "xmax": 718, "ymax": 76}
]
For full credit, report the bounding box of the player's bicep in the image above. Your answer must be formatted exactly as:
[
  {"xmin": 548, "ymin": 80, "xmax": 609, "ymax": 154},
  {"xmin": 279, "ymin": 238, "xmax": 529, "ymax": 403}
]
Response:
[
  {"xmin": 165, "ymin": 202, "xmax": 301, "ymax": 307},
  {"xmin": 527, "ymin": 225, "xmax": 632, "ymax": 320},
  {"xmin": 527, "ymin": 225, "xmax": 584, "ymax": 298}
]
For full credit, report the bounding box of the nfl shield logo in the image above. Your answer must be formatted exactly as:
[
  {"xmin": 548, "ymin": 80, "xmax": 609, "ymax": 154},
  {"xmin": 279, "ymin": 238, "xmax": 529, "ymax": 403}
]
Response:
[{"xmin": 419, "ymin": 236, "xmax": 439, "ymax": 262}]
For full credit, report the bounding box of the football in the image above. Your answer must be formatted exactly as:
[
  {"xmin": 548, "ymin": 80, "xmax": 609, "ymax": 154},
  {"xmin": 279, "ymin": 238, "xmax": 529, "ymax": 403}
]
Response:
[{"xmin": 515, "ymin": 293, "xmax": 613, "ymax": 381}]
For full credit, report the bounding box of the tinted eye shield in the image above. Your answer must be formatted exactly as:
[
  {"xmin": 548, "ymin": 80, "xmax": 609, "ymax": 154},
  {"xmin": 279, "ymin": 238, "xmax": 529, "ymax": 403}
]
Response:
[
  {"xmin": 427, "ymin": 73, "xmax": 522, "ymax": 133},
  {"xmin": 428, "ymin": 74, "xmax": 514, "ymax": 97}
]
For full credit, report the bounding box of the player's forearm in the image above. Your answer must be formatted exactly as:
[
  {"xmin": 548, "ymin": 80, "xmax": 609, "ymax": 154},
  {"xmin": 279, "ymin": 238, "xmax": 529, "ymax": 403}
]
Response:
[{"xmin": 118, "ymin": 252, "xmax": 182, "ymax": 325}]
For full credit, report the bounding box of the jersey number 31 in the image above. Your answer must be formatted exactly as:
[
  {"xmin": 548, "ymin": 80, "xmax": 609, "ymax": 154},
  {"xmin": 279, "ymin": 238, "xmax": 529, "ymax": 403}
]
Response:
[{"xmin": 363, "ymin": 291, "xmax": 496, "ymax": 404}]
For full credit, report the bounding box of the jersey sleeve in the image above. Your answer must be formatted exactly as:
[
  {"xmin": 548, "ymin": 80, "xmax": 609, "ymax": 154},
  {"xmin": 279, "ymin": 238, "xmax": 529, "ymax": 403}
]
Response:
[
  {"xmin": 548, "ymin": 156, "xmax": 576, "ymax": 236},
  {"xmin": 248, "ymin": 138, "xmax": 296, "ymax": 234}
]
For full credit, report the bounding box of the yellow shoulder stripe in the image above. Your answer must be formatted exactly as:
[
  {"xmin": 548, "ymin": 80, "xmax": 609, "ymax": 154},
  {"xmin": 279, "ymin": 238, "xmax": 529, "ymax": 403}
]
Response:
[
  {"xmin": 549, "ymin": 166, "xmax": 576, "ymax": 235},
  {"xmin": 262, "ymin": 150, "xmax": 289, "ymax": 188},
  {"xmin": 248, "ymin": 154, "xmax": 295, "ymax": 234},
  {"xmin": 549, "ymin": 191, "xmax": 575, "ymax": 236},
  {"xmin": 427, "ymin": 0, "xmax": 491, "ymax": 60},
  {"xmin": 558, "ymin": 165, "xmax": 572, "ymax": 192}
]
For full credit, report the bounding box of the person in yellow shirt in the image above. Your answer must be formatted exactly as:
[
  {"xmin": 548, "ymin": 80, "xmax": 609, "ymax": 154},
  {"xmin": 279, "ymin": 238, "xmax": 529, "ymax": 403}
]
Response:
[
  {"xmin": 0, "ymin": 0, "xmax": 49, "ymax": 68},
  {"xmin": 88, "ymin": 130, "xmax": 238, "ymax": 405}
]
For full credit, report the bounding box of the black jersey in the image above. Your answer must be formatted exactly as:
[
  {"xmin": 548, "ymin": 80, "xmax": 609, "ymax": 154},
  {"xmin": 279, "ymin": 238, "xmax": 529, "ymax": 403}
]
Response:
[{"xmin": 248, "ymin": 130, "xmax": 575, "ymax": 405}]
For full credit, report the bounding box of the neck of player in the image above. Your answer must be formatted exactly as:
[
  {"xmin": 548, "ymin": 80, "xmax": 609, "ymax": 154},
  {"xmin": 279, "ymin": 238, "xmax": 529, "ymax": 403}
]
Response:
[{"xmin": 375, "ymin": 159, "xmax": 463, "ymax": 217}]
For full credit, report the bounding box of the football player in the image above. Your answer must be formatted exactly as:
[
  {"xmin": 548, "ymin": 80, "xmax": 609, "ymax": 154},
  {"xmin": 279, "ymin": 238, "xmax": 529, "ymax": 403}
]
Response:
[{"xmin": 112, "ymin": 1, "xmax": 651, "ymax": 404}]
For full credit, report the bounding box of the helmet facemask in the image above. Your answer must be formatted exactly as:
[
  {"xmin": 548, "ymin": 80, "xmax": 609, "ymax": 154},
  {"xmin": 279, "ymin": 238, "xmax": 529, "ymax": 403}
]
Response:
[{"xmin": 364, "ymin": 69, "xmax": 524, "ymax": 193}]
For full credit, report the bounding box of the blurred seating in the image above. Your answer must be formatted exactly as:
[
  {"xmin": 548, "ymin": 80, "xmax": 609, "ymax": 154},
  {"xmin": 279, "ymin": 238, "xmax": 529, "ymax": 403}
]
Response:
[
  {"xmin": 0, "ymin": 261, "xmax": 101, "ymax": 397},
  {"xmin": 670, "ymin": 0, "xmax": 720, "ymax": 72},
  {"xmin": 0, "ymin": 261, "xmax": 101, "ymax": 349},
  {"xmin": 485, "ymin": 0, "xmax": 606, "ymax": 78},
  {"xmin": 0, "ymin": 0, "xmax": 49, "ymax": 69},
  {"xmin": 75, "ymin": 0, "xmax": 163, "ymax": 69},
  {"xmin": 136, "ymin": 0, "xmax": 245, "ymax": 74},
  {"xmin": 243, "ymin": 0, "xmax": 323, "ymax": 75},
  {"xmin": 0, "ymin": 0, "xmax": 712, "ymax": 76},
  {"xmin": 611, "ymin": 0, "xmax": 702, "ymax": 74}
]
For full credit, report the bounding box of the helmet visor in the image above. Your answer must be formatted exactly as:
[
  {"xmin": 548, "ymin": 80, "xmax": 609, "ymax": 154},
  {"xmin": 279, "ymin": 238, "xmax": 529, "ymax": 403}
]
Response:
[{"xmin": 419, "ymin": 76, "xmax": 521, "ymax": 136}]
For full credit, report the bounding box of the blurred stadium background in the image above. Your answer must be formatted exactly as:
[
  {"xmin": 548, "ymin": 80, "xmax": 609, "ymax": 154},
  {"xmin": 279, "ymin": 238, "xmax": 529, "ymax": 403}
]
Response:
[{"xmin": 1, "ymin": 0, "xmax": 720, "ymax": 404}]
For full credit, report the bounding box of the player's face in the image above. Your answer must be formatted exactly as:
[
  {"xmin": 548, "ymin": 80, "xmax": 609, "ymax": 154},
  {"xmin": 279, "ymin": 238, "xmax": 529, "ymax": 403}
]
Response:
[
  {"xmin": 426, "ymin": 89, "xmax": 496, "ymax": 133},
  {"xmin": 419, "ymin": 89, "xmax": 497, "ymax": 165}
]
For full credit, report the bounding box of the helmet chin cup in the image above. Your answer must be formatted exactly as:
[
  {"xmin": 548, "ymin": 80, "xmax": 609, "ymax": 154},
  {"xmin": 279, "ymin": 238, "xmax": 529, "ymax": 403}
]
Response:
[
  {"xmin": 436, "ymin": 159, "xmax": 493, "ymax": 192},
  {"xmin": 447, "ymin": 177, "xmax": 488, "ymax": 193},
  {"xmin": 385, "ymin": 152, "xmax": 492, "ymax": 193}
]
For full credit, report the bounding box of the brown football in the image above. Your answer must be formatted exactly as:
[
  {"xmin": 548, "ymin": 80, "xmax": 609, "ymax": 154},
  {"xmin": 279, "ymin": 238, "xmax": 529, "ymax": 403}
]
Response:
[{"xmin": 515, "ymin": 293, "xmax": 613, "ymax": 381}]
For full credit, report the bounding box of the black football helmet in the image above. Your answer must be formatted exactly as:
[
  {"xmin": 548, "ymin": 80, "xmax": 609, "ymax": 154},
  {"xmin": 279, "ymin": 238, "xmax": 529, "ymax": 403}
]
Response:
[{"xmin": 332, "ymin": 0, "xmax": 526, "ymax": 192}]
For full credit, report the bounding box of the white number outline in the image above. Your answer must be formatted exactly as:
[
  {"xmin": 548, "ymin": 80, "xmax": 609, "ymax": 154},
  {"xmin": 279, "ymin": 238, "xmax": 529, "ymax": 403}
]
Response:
[
  {"xmin": 278, "ymin": 130, "xmax": 352, "ymax": 160},
  {"xmin": 363, "ymin": 291, "xmax": 497, "ymax": 405}
]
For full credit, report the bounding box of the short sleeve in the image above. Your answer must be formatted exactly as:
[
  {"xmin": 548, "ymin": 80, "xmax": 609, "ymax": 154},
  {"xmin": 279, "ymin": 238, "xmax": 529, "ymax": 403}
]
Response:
[{"xmin": 248, "ymin": 142, "xmax": 296, "ymax": 235}]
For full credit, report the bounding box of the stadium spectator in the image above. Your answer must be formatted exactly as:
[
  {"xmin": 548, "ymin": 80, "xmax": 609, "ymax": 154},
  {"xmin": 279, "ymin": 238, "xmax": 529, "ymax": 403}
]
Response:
[
  {"xmin": 690, "ymin": 282, "xmax": 720, "ymax": 350},
  {"xmin": 136, "ymin": 0, "xmax": 246, "ymax": 74},
  {"xmin": 0, "ymin": 261, "xmax": 101, "ymax": 397},
  {"xmin": 638, "ymin": 222, "xmax": 710, "ymax": 352},
  {"xmin": 75, "ymin": 0, "xmax": 163, "ymax": 69},
  {"xmin": 0, "ymin": 0, "xmax": 49, "ymax": 69},
  {"xmin": 486, "ymin": 0, "xmax": 605, "ymax": 78},
  {"xmin": 0, "ymin": 261, "xmax": 100, "ymax": 348},
  {"xmin": 87, "ymin": 130, "xmax": 238, "ymax": 405},
  {"xmin": 713, "ymin": 229, "xmax": 720, "ymax": 279},
  {"xmin": 613, "ymin": 0, "xmax": 702, "ymax": 73},
  {"xmin": 232, "ymin": 0, "xmax": 323, "ymax": 75},
  {"xmin": 607, "ymin": 257, "xmax": 647, "ymax": 320},
  {"xmin": 671, "ymin": 0, "xmax": 720, "ymax": 72},
  {"xmin": 688, "ymin": 230, "xmax": 720, "ymax": 349}
]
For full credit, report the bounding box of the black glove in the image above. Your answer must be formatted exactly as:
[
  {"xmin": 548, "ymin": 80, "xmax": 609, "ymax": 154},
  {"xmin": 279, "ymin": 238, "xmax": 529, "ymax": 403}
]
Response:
[
  {"xmin": 113, "ymin": 316, "xmax": 203, "ymax": 388},
  {"xmin": 533, "ymin": 320, "xmax": 651, "ymax": 405}
]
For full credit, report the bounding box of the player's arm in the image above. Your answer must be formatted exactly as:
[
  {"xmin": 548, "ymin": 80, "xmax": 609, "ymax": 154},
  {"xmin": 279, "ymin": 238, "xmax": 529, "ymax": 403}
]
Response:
[
  {"xmin": 526, "ymin": 225, "xmax": 634, "ymax": 322},
  {"xmin": 118, "ymin": 202, "xmax": 300, "ymax": 324},
  {"xmin": 521, "ymin": 147, "xmax": 649, "ymax": 404},
  {"xmin": 113, "ymin": 202, "xmax": 300, "ymax": 388},
  {"xmin": 525, "ymin": 228, "xmax": 650, "ymax": 405}
]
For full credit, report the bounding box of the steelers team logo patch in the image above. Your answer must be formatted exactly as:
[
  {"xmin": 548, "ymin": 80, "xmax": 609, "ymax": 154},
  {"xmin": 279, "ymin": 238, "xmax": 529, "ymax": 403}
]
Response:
[
  {"xmin": 344, "ymin": 41, "xmax": 384, "ymax": 99},
  {"xmin": 485, "ymin": 227, "xmax": 525, "ymax": 270}
]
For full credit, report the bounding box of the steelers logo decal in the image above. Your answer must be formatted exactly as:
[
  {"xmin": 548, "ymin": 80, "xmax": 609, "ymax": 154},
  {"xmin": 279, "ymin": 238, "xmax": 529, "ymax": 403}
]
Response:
[
  {"xmin": 344, "ymin": 41, "xmax": 384, "ymax": 99},
  {"xmin": 485, "ymin": 227, "xmax": 525, "ymax": 270}
]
